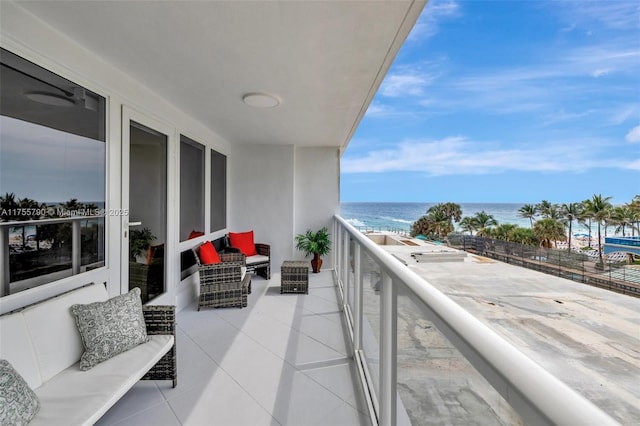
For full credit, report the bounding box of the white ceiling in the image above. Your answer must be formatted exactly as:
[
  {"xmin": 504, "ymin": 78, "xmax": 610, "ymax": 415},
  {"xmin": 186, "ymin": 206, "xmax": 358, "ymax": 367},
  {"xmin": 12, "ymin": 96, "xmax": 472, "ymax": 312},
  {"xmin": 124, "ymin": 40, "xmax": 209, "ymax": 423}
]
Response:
[{"xmin": 11, "ymin": 1, "xmax": 425, "ymax": 150}]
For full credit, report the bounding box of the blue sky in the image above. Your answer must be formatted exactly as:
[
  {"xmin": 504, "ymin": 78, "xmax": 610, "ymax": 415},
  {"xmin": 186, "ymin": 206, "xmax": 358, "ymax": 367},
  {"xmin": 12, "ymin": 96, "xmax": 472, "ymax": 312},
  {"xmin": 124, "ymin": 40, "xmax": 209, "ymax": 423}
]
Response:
[
  {"xmin": 341, "ymin": 0, "xmax": 640, "ymax": 205},
  {"xmin": 0, "ymin": 116, "xmax": 105, "ymax": 203}
]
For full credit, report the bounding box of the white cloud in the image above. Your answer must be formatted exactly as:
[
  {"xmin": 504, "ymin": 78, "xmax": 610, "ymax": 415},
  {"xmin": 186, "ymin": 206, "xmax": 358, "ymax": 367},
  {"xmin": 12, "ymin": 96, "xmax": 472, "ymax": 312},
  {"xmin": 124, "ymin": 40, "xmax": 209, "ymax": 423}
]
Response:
[
  {"xmin": 379, "ymin": 73, "xmax": 428, "ymax": 97},
  {"xmin": 556, "ymin": 1, "xmax": 640, "ymax": 31},
  {"xmin": 592, "ymin": 68, "xmax": 611, "ymax": 77},
  {"xmin": 625, "ymin": 125, "xmax": 640, "ymax": 143},
  {"xmin": 609, "ymin": 105, "xmax": 638, "ymax": 125},
  {"xmin": 624, "ymin": 159, "xmax": 640, "ymax": 170},
  {"xmin": 406, "ymin": 0, "xmax": 460, "ymax": 43},
  {"xmin": 341, "ymin": 136, "xmax": 625, "ymax": 175}
]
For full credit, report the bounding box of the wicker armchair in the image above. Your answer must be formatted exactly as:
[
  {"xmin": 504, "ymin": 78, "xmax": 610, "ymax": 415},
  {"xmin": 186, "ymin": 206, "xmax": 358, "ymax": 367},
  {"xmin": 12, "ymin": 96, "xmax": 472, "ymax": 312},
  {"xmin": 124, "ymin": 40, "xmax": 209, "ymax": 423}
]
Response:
[{"xmin": 192, "ymin": 245, "xmax": 251, "ymax": 310}]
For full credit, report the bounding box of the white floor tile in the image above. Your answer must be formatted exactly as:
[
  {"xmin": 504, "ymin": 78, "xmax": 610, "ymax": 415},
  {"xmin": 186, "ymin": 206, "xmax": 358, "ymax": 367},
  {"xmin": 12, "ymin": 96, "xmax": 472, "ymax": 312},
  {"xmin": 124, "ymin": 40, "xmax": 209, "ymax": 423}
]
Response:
[
  {"xmin": 96, "ymin": 381, "xmax": 166, "ymax": 426},
  {"xmin": 96, "ymin": 271, "xmax": 369, "ymax": 426},
  {"xmin": 101, "ymin": 401, "xmax": 181, "ymax": 426}
]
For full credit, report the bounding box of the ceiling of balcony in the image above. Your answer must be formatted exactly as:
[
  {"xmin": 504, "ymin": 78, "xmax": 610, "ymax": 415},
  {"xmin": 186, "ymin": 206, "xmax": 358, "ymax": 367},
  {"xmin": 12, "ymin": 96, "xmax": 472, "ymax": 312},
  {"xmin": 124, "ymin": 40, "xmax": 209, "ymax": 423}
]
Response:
[{"xmin": 12, "ymin": 1, "xmax": 425, "ymax": 150}]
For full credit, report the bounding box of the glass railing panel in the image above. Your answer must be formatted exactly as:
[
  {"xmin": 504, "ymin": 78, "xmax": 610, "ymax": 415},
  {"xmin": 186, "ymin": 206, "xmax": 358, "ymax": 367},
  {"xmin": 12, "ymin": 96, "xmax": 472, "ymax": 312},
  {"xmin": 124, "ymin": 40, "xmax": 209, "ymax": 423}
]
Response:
[
  {"xmin": 81, "ymin": 217, "xmax": 105, "ymax": 269},
  {"xmin": 2, "ymin": 215, "xmax": 105, "ymax": 296},
  {"xmin": 395, "ymin": 281, "xmax": 523, "ymax": 426},
  {"xmin": 9, "ymin": 222, "xmax": 73, "ymax": 283},
  {"xmin": 361, "ymin": 249, "xmax": 381, "ymax": 406}
]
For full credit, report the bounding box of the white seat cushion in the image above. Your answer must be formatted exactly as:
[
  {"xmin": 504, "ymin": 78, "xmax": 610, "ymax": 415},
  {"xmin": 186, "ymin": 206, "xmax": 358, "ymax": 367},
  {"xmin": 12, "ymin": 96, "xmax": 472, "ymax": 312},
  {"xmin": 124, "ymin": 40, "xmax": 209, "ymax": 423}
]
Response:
[
  {"xmin": 31, "ymin": 334, "xmax": 173, "ymax": 426},
  {"xmin": 246, "ymin": 254, "xmax": 269, "ymax": 266}
]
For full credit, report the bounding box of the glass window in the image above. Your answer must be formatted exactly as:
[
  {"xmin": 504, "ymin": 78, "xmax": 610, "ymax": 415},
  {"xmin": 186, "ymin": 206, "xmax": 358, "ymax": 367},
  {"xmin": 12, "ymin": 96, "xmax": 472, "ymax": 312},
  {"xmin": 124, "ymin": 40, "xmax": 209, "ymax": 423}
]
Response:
[
  {"xmin": 180, "ymin": 136, "xmax": 205, "ymax": 241},
  {"xmin": 0, "ymin": 48, "xmax": 106, "ymax": 296},
  {"xmin": 210, "ymin": 149, "xmax": 226, "ymax": 232},
  {"xmin": 128, "ymin": 121, "xmax": 167, "ymax": 304}
]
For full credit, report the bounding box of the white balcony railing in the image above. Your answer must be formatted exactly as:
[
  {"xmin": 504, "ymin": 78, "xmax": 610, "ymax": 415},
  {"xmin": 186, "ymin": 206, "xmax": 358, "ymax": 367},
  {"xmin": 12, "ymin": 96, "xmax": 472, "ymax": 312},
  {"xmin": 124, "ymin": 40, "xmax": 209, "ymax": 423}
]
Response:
[
  {"xmin": 333, "ymin": 215, "xmax": 619, "ymax": 426},
  {"xmin": 0, "ymin": 215, "xmax": 105, "ymax": 296}
]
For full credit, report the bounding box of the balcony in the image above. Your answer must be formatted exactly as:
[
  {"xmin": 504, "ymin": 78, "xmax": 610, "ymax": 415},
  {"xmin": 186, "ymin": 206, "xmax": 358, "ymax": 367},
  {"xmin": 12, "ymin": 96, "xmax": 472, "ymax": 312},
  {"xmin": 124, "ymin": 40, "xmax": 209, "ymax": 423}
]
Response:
[
  {"xmin": 92, "ymin": 216, "xmax": 636, "ymax": 426},
  {"xmin": 96, "ymin": 269, "xmax": 370, "ymax": 426}
]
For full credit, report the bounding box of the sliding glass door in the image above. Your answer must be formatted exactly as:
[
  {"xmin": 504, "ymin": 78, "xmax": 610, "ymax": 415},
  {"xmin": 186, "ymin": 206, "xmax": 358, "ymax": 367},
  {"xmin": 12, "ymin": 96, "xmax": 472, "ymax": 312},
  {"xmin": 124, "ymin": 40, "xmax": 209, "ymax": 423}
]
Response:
[{"xmin": 122, "ymin": 109, "xmax": 169, "ymax": 303}]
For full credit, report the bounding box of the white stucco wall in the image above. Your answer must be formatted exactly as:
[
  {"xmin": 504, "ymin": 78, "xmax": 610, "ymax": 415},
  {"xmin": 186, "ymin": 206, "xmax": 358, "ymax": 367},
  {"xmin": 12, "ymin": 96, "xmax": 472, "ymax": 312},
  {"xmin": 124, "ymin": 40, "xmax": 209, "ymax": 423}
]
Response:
[
  {"xmin": 228, "ymin": 144, "xmax": 295, "ymax": 272},
  {"xmin": 294, "ymin": 147, "xmax": 340, "ymax": 270},
  {"xmin": 229, "ymin": 145, "xmax": 340, "ymax": 272},
  {"xmin": 0, "ymin": 3, "xmax": 231, "ymax": 311}
]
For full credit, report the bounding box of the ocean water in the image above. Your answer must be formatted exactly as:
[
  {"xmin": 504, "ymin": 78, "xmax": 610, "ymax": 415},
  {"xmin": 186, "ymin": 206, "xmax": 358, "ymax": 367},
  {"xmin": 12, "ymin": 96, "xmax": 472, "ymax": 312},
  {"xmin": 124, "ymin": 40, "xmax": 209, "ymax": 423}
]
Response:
[{"xmin": 339, "ymin": 202, "xmax": 554, "ymax": 233}]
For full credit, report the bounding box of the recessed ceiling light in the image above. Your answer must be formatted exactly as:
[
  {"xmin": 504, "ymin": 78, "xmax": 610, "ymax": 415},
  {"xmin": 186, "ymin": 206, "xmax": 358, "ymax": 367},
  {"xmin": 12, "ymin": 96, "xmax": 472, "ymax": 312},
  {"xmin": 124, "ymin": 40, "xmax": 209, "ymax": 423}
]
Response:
[
  {"xmin": 26, "ymin": 91, "xmax": 76, "ymax": 107},
  {"xmin": 242, "ymin": 92, "xmax": 280, "ymax": 108}
]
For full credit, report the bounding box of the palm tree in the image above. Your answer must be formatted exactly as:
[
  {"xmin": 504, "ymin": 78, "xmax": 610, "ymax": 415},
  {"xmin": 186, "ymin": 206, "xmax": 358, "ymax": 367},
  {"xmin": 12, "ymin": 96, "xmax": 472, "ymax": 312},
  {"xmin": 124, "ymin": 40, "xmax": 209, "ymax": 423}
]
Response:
[
  {"xmin": 493, "ymin": 223, "xmax": 518, "ymax": 241},
  {"xmin": 536, "ymin": 200, "xmax": 557, "ymax": 218},
  {"xmin": 561, "ymin": 202, "xmax": 582, "ymax": 253},
  {"xmin": 583, "ymin": 194, "xmax": 613, "ymax": 265},
  {"xmin": 18, "ymin": 197, "xmax": 40, "ymax": 250},
  {"xmin": 533, "ymin": 218, "xmax": 566, "ymax": 249},
  {"xmin": 579, "ymin": 200, "xmax": 594, "ymax": 247},
  {"xmin": 472, "ymin": 211, "xmax": 497, "ymax": 236},
  {"xmin": 509, "ymin": 227, "xmax": 537, "ymax": 245},
  {"xmin": 610, "ymin": 206, "xmax": 630, "ymax": 236},
  {"xmin": 458, "ymin": 216, "xmax": 476, "ymax": 235},
  {"xmin": 426, "ymin": 202, "xmax": 462, "ymax": 236},
  {"xmin": 629, "ymin": 195, "xmax": 640, "ymax": 236},
  {"xmin": 518, "ymin": 204, "xmax": 537, "ymax": 227},
  {"xmin": 0, "ymin": 192, "xmax": 19, "ymax": 221},
  {"xmin": 412, "ymin": 202, "xmax": 462, "ymax": 239}
]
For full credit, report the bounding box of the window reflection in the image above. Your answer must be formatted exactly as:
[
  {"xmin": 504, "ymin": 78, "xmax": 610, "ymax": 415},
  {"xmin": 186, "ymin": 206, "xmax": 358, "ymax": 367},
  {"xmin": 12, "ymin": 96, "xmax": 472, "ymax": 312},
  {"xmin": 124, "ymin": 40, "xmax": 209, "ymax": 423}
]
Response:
[{"xmin": 0, "ymin": 48, "xmax": 106, "ymax": 295}]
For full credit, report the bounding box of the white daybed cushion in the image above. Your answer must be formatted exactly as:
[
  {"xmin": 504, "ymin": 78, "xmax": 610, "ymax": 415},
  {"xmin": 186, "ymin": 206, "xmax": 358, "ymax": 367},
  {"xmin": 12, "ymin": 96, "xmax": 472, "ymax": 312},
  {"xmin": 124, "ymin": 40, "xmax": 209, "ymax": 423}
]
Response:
[
  {"xmin": 0, "ymin": 359, "xmax": 40, "ymax": 424},
  {"xmin": 30, "ymin": 334, "xmax": 173, "ymax": 426},
  {"xmin": 22, "ymin": 284, "xmax": 109, "ymax": 383},
  {"xmin": 0, "ymin": 313, "xmax": 41, "ymax": 389}
]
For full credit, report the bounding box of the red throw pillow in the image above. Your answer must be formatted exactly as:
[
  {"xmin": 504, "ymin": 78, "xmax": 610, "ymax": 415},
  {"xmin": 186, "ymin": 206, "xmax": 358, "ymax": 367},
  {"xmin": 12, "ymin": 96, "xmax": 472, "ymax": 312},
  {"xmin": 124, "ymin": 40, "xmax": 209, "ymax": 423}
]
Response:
[
  {"xmin": 188, "ymin": 230, "xmax": 204, "ymax": 240},
  {"xmin": 199, "ymin": 241, "xmax": 221, "ymax": 264},
  {"xmin": 229, "ymin": 231, "xmax": 257, "ymax": 256}
]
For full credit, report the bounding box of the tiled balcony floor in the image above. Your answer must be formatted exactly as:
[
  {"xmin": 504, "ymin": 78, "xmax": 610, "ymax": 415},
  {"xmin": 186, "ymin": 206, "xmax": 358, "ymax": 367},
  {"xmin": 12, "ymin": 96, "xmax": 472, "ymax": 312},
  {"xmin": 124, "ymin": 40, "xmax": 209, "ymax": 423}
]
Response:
[{"xmin": 96, "ymin": 270, "xmax": 370, "ymax": 426}]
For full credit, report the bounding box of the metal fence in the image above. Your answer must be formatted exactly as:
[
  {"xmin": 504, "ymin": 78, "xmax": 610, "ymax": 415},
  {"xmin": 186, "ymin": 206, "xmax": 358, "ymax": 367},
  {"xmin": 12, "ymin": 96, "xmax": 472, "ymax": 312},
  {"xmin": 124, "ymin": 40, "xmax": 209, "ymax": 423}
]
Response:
[{"xmin": 446, "ymin": 234, "xmax": 640, "ymax": 298}]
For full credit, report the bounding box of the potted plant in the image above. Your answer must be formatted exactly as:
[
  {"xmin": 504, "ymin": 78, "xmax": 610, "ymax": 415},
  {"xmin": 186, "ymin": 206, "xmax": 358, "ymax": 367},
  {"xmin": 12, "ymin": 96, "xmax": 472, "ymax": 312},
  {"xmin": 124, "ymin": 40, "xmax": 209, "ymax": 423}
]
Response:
[
  {"xmin": 295, "ymin": 227, "xmax": 331, "ymax": 273},
  {"xmin": 129, "ymin": 227, "xmax": 155, "ymax": 262}
]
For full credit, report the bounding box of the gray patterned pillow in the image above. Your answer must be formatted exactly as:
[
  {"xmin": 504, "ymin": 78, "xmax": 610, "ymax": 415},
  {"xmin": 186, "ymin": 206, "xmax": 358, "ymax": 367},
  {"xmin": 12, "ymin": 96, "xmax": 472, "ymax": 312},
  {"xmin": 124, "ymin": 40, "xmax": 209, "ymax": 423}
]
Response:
[
  {"xmin": 70, "ymin": 287, "xmax": 149, "ymax": 371},
  {"xmin": 0, "ymin": 359, "xmax": 40, "ymax": 425}
]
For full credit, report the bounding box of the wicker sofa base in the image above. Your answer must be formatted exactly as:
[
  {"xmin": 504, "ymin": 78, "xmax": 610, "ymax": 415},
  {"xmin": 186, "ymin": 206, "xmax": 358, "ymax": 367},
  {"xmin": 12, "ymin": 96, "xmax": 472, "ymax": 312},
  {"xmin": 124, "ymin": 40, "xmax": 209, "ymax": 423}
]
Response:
[
  {"xmin": 198, "ymin": 274, "xmax": 251, "ymax": 310},
  {"xmin": 141, "ymin": 305, "xmax": 177, "ymax": 387}
]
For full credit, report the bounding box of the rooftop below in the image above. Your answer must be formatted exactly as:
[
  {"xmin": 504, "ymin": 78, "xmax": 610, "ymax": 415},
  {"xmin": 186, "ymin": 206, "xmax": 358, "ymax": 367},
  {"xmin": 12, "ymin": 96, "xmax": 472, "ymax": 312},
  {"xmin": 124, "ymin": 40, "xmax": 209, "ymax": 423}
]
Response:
[{"xmin": 382, "ymin": 242, "xmax": 640, "ymax": 424}]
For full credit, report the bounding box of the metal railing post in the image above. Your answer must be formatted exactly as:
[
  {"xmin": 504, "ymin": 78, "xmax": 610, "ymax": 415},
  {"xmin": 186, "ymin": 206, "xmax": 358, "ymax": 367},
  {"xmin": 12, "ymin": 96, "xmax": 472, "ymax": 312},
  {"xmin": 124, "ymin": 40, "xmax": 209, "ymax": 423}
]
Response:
[
  {"xmin": 334, "ymin": 220, "xmax": 340, "ymax": 276},
  {"xmin": 353, "ymin": 243, "xmax": 363, "ymax": 351},
  {"xmin": 379, "ymin": 271, "xmax": 397, "ymax": 426},
  {"xmin": 0, "ymin": 226, "xmax": 10, "ymax": 296},
  {"xmin": 72, "ymin": 220, "xmax": 81, "ymax": 274},
  {"xmin": 343, "ymin": 228, "xmax": 350, "ymax": 308}
]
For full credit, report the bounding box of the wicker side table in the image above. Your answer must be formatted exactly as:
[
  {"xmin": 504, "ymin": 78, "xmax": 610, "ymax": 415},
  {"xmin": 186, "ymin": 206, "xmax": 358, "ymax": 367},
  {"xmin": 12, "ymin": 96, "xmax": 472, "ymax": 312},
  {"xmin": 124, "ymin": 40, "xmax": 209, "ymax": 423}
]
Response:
[{"xmin": 281, "ymin": 260, "xmax": 309, "ymax": 294}]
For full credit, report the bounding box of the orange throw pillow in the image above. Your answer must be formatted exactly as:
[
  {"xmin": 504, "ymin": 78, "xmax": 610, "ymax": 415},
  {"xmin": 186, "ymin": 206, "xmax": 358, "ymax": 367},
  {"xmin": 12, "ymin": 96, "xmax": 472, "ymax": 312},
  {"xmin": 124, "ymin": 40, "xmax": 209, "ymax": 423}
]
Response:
[
  {"xmin": 199, "ymin": 241, "xmax": 221, "ymax": 264},
  {"xmin": 229, "ymin": 231, "xmax": 257, "ymax": 256}
]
